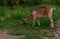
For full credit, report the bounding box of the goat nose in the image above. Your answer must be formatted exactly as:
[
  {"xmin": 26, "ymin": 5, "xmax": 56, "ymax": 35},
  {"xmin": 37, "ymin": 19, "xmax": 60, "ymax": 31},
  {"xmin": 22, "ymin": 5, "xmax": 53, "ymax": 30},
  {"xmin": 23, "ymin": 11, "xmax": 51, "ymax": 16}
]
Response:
[{"xmin": 22, "ymin": 20, "xmax": 27, "ymax": 24}]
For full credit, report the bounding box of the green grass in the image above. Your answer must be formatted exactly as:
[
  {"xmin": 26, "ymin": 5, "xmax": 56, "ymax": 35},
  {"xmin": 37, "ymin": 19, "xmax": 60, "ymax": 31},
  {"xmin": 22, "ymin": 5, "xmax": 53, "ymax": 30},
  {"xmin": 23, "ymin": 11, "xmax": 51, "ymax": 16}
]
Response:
[{"xmin": 0, "ymin": 5, "xmax": 60, "ymax": 39}]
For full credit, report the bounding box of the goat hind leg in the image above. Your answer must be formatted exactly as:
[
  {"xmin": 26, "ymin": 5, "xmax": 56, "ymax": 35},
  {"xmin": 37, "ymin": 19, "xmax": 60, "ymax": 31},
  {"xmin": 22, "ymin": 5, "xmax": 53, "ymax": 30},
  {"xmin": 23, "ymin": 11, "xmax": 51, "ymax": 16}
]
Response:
[
  {"xmin": 49, "ymin": 17, "xmax": 54, "ymax": 28},
  {"xmin": 37, "ymin": 20, "xmax": 40, "ymax": 26}
]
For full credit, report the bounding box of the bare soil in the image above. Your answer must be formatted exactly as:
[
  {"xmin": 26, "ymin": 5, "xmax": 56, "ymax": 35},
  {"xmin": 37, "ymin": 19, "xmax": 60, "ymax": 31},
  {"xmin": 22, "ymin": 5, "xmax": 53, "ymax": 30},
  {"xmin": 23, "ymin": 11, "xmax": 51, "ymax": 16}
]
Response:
[
  {"xmin": 0, "ymin": 30, "xmax": 24, "ymax": 39},
  {"xmin": 42, "ymin": 19, "xmax": 60, "ymax": 39}
]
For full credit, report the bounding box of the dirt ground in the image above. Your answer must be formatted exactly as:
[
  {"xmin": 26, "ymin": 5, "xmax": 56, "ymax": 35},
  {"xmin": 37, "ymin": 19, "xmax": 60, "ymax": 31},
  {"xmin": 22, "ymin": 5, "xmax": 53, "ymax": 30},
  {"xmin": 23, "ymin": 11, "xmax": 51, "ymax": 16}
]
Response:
[
  {"xmin": 42, "ymin": 19, "xmax": 60, "ymax": 39},
  {"xmin": 0, "ymin": 30, "xmax": 24, "ymax": 39},
  {"xmin": 0, "ymin": 19, "xmax": 60, "ymax": 39}
]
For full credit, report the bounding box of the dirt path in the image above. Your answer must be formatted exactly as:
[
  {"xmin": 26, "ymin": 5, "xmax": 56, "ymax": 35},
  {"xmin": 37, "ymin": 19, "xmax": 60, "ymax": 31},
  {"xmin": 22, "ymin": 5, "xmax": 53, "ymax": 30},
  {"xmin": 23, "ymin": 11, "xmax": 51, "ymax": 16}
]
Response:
[
  {"xmin": 0, "ymin": 30, "xmax": 24, "ymax": 39},
  {"xmin": 42, "ymin": 19, "xmax": 60, "ymax": 39},
  {"xmin": 54, "ymin": 19, "xmax": 60, "ymax": 39}
]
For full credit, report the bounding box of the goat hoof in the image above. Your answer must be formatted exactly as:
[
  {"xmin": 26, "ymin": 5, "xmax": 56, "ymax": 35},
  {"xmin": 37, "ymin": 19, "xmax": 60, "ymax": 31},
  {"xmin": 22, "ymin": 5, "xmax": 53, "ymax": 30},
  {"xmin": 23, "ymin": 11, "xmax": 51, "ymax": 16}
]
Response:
[
  {"xmin": 51, "ymin": 26, "xmax": 54, "ymax": 29},
  {"xmin": 32, "ymin": 25, "xmax": 34, "ymax": 27}
]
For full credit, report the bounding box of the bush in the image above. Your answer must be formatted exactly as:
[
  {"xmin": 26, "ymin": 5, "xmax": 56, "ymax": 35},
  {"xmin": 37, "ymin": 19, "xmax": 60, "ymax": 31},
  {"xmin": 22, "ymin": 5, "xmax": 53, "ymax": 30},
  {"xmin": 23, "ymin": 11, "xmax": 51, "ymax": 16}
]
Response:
[{"xmin": 0, "ymin": 0, "xmax": 59, "ymax": 6}]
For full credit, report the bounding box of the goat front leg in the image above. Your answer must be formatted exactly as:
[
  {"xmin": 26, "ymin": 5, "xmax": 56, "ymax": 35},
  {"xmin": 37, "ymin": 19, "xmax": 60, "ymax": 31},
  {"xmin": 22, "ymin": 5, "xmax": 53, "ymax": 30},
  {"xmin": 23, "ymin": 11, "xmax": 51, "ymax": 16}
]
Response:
[
  {"xmin": 49, "ymin": 17, "xmax": 54, "ymax": 28},
  {"xmin": 32, "ymin": 17, "xmax": 36, "ymax": 27},
  {"xmin": 37, "ymin": 20, "xmax": 40, "ymax": 26}
]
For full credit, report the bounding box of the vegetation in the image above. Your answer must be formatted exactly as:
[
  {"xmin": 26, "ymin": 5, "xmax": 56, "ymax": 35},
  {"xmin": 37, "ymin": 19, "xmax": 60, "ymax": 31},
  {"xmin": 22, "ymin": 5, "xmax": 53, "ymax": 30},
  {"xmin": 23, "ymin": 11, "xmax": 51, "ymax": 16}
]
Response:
[
  {"xmin": 0, "ymin": 0, "xmax": 60, "ymax": 39},
  {"xmin": 0, "ymin": 0, "xmax": 60, "ymax": 6}
]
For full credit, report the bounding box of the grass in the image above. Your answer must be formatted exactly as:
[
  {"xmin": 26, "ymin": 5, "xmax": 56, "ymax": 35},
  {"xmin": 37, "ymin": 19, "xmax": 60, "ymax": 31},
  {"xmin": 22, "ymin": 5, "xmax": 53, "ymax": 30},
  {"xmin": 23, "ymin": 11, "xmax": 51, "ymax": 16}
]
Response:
[{"xmin": 0, "ymin": 5, "xmax": 60, "ymax": 39}]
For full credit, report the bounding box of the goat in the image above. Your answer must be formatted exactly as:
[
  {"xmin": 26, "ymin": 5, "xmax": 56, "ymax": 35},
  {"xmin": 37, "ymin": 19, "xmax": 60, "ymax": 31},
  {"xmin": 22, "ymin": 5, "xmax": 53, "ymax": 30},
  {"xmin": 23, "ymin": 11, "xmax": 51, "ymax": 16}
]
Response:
[{"xmin": 22, "ymin": 6, "xmax": 56, "ymax": 28}]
